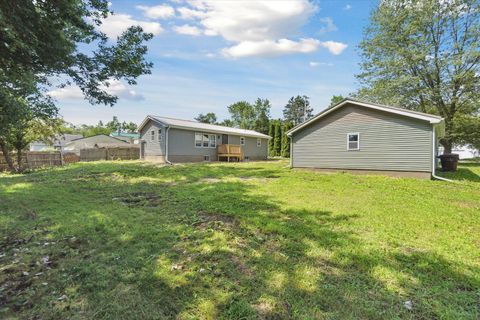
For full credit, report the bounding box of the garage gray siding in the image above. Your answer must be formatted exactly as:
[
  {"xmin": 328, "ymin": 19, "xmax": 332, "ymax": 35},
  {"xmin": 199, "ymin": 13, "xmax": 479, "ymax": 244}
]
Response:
[
  {"xmin": 140, "ymin": 120, "xmax": 165, "ymax": 156},
  {"xmin": 291, "ymin": 103, "xmax": 433, "ymax": 172}
]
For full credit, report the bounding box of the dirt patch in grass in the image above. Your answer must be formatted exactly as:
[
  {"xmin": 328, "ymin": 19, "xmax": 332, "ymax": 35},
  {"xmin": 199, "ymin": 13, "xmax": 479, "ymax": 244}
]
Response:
[
  {"xmin": 193, "ymin": 212, "xmax": 239, "ymax": 230},
  {"xmin": 113, "ymin": 192, "xmax": 161, "ymax": 207}
]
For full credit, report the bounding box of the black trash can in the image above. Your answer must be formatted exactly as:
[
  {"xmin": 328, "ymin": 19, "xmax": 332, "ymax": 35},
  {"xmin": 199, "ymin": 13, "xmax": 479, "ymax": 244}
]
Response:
[{"xmin": 438, "ymin": 154, "xmax": 459, "ymax": 172}]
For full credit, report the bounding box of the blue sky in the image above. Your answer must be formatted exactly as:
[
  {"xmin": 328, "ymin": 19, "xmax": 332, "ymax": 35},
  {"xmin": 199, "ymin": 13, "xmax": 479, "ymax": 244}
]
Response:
[{"xmin": 52, "ymin": 0, "xmax": 378, "ymax": 125}]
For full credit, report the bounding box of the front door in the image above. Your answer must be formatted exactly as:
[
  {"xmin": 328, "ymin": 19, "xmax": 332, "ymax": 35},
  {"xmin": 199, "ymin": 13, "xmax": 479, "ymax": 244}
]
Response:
[{"xmin": 222, "ymin": 134, "xmax": 229, "ymax": 144}]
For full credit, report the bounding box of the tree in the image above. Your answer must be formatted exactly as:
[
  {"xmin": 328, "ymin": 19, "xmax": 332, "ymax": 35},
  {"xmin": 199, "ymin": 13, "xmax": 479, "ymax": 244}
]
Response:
[
  {"xmin": 268, "ymin": 122, "xmax": 275, "ymax": 157},
  {"xmin": 330, "ymin": 95, "xmax": 345, "ymax": 107},
  {"xmin": 195, "ymin": 113, "xmax": 218, "ymax": 124},
  {"xmin": 356, "ymin": 0, "xmax": 480, "ymax": 153},
  {"xmin": 227, "ymin": 101, "xmax": 256, "ymax": 129},
  {"xmin": 453, "ymin": 115, "xmax": 480, "ymax": 151},
  {"xmin": 283, "ymin": 95, "xmax": 314, "ymax": 126},
  {"xmin": 122, "ymin": 121, "xmax": 138, "ymax": 133},
  {"xmin": 0, "ymin": 0, "xmax": 152, "ymax": 171},
  {"xmin": 218, "ymin": 119, "xmax": 234, "ymax": 127},
  {"xmin": 106, "ymin": 116, "xmax": 122, "ymax": 132},
  {"xmin": 281, "ymin": 122, "xmax": 293, "ymax": 157},
  {"xmin": 252, "ymin": 98, "xmax": 271, "ymax": 134},
  {"xmin": 273, "ymin": 120, "xmax": 282, "ymax": 157}
]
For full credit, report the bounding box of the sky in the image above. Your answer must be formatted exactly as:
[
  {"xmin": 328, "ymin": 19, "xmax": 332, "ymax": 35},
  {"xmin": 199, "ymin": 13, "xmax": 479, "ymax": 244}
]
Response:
[{"xmin": 50, "ymin": 0, "xmax": 378, "ymax": 125}]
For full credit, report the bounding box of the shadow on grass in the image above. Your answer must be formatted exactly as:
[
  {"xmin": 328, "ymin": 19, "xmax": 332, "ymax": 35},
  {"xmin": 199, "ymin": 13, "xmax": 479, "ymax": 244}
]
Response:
[
  {"xmin": 0, "ymin": 161, "xmax": 478, "ymax": 319},
  {"xmin": 438, "ymin": 162, "xmax": 480, "ymax": 182}
]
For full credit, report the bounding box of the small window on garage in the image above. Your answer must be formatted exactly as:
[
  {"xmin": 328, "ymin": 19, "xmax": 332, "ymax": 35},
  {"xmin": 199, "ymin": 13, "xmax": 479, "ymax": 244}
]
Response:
[
  {"xmin": 151, "ymin": 130, "xmax": 155, "ymax": 141},
  {"xmin": 240, "ymin": 136, "xmax": 245, "ymax": 145},
  {"xmin": 257, "ymin": 138, "xmax": 261, "ymax": 147},
  {"xmin": 158, "ymin": 129, "xmax": 162, "ymax": 141},
  {"xmin": 347, "ymin": 133, "xmax": 359, "ymax": 150}
]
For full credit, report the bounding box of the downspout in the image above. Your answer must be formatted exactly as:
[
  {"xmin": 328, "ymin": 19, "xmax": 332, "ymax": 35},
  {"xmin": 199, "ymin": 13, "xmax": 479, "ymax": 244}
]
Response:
[
  {"xmin": 165, "ymin": 126, "xmax": 172, "ymax": 165},
  {"xmin": 431, "ymin": 125, "xmax": 453, "ymax": 182}
]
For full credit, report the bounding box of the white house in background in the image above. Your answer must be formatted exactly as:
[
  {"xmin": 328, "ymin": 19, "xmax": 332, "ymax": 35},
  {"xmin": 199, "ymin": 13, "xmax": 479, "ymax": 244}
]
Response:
[
  {"xmin": 30, "ymin": 134, "xmax": 83, "ymax": 152},
  {"xmin": 449, "ymin": 145, "xmax": 479, "ymax": 159}
]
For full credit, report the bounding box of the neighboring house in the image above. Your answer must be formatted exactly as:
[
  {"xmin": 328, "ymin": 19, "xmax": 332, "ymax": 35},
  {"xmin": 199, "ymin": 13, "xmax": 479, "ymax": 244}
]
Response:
[
  {"xmin": 64, "ymin": 134, "xmax": 130, "ymax": 155},
  {"xmin": 287, "ymin": 98, "xmax": 445, "ymax": 179},
  {"xmin": 110, "ymin": 132, "xmax": 140, "ymax": 144},
  {"xmin": 444, "ymin": 145, "xmax": 479, "ymax": 160},
  {"xmin": 30, "ymin": 134, "xmax": 83, "ymax": 152},
  {"xmin": 138, "ymin": 116, "xmax": 270, "ymax": 163}
]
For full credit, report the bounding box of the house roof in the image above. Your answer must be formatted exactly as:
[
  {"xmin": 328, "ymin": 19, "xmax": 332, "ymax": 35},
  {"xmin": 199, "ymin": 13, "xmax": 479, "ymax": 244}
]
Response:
[
  {"xmin": 139, "ymin": 116, "xmax": 271, "ymax": 139},
  {"xmin": 287, "ymin": 98, "xmax": 444, "ymax": 136},
  {"xmin": 110, "ymin": 132, "xmax": 140, "ymax": 139},
  {"xmin": 68, "ymin": 134, "xmax": 129, "ymax": 143}
]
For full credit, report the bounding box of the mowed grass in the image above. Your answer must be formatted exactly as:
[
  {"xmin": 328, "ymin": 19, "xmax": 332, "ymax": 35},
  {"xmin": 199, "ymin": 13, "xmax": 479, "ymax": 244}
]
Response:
[{"xmin": 0, "ymin": 160, "xmax": 479, "ymax": 319}]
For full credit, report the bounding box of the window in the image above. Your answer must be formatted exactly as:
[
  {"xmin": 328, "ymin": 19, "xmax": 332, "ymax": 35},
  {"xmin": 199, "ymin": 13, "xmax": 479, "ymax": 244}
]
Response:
[
  {"xmin": 195, "ymin": 133, "xmax": 203, "ymax": 147},
  {"xmin": 240, "ymin": 136, "xmax": 245, "ymax": 145},
  {"xmin": 195, "ymin": 132, "xmax": 216, "ymax": 148},
  {"xmin": 209, "ymin": 135, "xmax": 216, "ymax": 148},
  {"xmin": 158, "ymin": 129, "xmax": 162, "ymax": 141},
  {"xmin": 203, "ymin": 155, "xmax": 210, "ymax": 162},
  {"xmin": 257, "ymin": 138, "xmax": 261, "ymax": 147},
  {"xmin": 347, "ymin": 133, "xmax": 359, "ymax": 150},
  {"xmin": 151, "ymin": 130, "xmax": 155, "ymax": 141}
]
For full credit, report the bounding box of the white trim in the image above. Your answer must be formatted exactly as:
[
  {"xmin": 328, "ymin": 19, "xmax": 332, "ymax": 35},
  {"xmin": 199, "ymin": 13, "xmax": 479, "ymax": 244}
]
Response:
[
  {"xmin": 287, "ymin": 99, "xmax": 443, "ymax": 136},
  {"xmin": 138, "ymin": 115, "xmax": 271, "ymax": 139},
  {"xmin": 240, "ymin": 136, "xmax": 245, "ymax": 146},
  {"xmin": 347, "ymin": 132, "xmax": 360, "ymax": 151}
]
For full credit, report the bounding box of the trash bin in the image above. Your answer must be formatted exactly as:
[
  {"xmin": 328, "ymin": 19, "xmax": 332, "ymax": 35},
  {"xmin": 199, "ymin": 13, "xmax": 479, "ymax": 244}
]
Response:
[{"xmin": 438, "ymin": 154, "xmax": 459, "ymax": 172}]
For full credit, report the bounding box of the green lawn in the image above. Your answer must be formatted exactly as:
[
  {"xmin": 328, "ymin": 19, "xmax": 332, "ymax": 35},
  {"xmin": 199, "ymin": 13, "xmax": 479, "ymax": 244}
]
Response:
[{"xmin": 0, "ymin": 160, "xmax": 479, "ymax": 319}]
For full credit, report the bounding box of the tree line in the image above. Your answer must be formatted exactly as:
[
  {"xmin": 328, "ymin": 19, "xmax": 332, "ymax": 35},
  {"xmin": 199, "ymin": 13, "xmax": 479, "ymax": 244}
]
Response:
[
  {"xmin": 61, "ymin": 116, "xmax": 138, "ymax": 138},
  {"xmin": 195, "ymin": 95, "xmax": 315, "ymax": 157}
]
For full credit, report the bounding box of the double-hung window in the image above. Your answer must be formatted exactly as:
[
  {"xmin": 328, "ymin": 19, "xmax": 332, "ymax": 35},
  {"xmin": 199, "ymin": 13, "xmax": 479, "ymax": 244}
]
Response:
[
  {"xmin": 151, "ymin": 130, "xmax": 155, "ymax": 141},
  {"xmin": 256, "ymin": 138, "xmax": 261, "ymax": 147},
  {"xmin": 195, "ymin": 132, "xmax": 216, "ymax": 148},
  {"xmin": 158, "ymin": 129, "xmax": 162, "ymax": 141},
  {"xmin": 347, "ymin": 133, "xmax": 359, "ymax": 150},
  {"xmin": 240, "ymin": 137, "xmax": 245, "ymax": 146}
]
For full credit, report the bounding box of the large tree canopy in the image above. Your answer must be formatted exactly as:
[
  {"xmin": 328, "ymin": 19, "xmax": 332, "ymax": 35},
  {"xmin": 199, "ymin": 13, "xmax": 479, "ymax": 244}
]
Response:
[
  {"xmin": 357, "ymin": 0, "xmax": 480, "ymax": 153},
  {"xmin": 0, "ymin": 0, "xmax": 153, "ymax": 171}
]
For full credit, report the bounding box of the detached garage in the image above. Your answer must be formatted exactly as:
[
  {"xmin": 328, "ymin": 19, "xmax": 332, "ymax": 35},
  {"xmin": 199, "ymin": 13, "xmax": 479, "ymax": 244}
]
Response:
[{"xmin": 287, "ymin": 98, "xmax": 445, "ymax": 179}]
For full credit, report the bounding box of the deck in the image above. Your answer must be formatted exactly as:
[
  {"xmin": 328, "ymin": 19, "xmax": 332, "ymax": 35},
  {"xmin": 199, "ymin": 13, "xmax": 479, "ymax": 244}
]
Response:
[{"xmin": 217, "ymin": 144, "xmax": 243, "ymax": 162}]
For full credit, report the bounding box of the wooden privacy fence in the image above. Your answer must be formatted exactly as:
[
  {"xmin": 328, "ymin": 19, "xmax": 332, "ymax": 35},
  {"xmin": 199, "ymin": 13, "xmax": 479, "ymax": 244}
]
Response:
[
  {"xmin": 80, "ymin": 147, "xmax": 140, "ymax": 162},
  {"xmin": 0, "ymin": 151, "xmax": 62, "ymax": 171}
]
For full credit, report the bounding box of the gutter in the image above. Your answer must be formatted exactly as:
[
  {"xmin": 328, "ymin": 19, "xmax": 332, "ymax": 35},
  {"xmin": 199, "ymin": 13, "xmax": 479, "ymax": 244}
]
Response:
[
  {"xmin": 431, "ymin": 125, "xmax": 453, "ymax": 182},
  {"xmin": 165, "ymin": 126, "xmax": 172, "ymax": 165}
]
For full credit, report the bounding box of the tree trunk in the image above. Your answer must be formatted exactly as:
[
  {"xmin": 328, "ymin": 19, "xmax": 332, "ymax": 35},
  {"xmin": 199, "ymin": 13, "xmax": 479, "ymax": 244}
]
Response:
[
  {"xmin": 16, "ymin": 147, "xmax": 24, "ymax": 172},
  {"xmin": 0, "ymin": 138, "xmax": 17, "ymax": 173}
]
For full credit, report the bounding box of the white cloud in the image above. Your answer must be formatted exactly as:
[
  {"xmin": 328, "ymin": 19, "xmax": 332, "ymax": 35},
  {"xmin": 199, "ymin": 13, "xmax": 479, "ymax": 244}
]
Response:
[
  {"xmin": 222, "ymin": 38, "xmax": 320, "ymax": 58},
  {"xmin": 98, "ymin": 13, "xmax": 163, "ymax": 39},
  {"xmin": 173, "ymin": 24, "xmax": 202, "ymax": 36},
  {"xmin": 309, "ymin": 61, "xmax": 334, "ymax": 67},
  {"xmin": 48, "ymin": 80, "xmax": 143, "ymax": 101},
  {"xmin": 136, "ymin": 5, "xmax": 175, "ymax": 19},
  {"xmin": 319, "ymin": 41, "xmax": 348, "ymax": 55},
  {"xmin": 176, "ymin": 0, "xmax": 327, "ymax": 57},
  {"xmin": 319, "ymin": 17, "xmax": 337, "ymax": 34},
  {"xmin": 344, "ymin": 4, "xmax": 352, "ymax": 10}
]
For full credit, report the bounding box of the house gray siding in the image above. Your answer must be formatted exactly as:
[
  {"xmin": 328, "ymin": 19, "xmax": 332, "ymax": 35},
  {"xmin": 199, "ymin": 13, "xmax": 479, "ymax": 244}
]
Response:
[
  {"xmin": 140, "ymin": 120, "xmax": 166, "ymax": 157},
  {"xmin": 141, "ymin": 122, "xmax": 268, "ymax": 162},
  {"xmin": 291, "ymin": 103, "xmax": 433, "ymax": 172}
]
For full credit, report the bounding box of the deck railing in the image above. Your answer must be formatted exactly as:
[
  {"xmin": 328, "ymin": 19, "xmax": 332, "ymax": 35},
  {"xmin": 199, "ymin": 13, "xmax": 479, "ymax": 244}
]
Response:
[{"xmin": 217, "ymin": 144, "xmax": 243, "ymax": 162}]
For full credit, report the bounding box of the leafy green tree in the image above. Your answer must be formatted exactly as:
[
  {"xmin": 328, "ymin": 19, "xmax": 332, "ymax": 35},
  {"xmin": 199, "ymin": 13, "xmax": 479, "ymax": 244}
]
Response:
[
  {"xmin": 227, "ymin": 101, "xmax": 255, "ymax": 129},
  {"xmin": 268, "ymin": 122, "xmax": 275, "ymax": 157},
  {"xmin": 356, "ymin": 0, "xmax": 480, "ymax": 153},
  {"xmin": 195, "ymin": 113, "xmax": 218, "ymax": 124},
  {"xmin": 283, "ymin": 95, "xmax": 314, "ymax": 126},
  {"xmin": 252, "ymin": 98, "xmax": 271, "ymax": 134},
  {"xmin": 218, "ymin": 119, "xmax": 234, "ymax": 127},
  {"xmin": 106, "ymin": 116, "xmax": 122, "ymax": 132},
  {"xmin": 330, "ymin": 95, "xmax": 345, "ymax": 107},
  {"xmin": 0, "ymin": 0, "xmax": 153, "ymax": 171},
  {"xmin": 281, "ymin": 122, "xmax": 293, "ymax": 157},
  {"xmin": 121, "ymin": 121, "xmax": 138, "ymax": 133},
  {"xmin": 273, "ymin": 120, "xmax": 282, "ymax": 157},
  {"xmin": 453, "ymin": 115, "xmax": 480, "ymax": 151}
]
